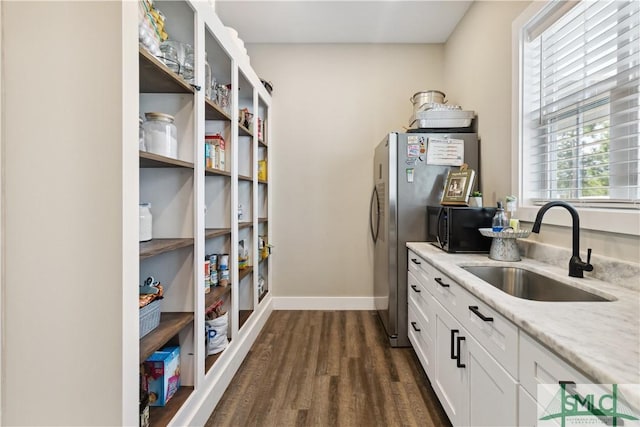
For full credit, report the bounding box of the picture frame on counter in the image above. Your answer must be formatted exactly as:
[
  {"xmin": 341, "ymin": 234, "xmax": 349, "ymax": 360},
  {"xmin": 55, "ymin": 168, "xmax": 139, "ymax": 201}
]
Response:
[{"xmin": 441, "ymin": 166, "xmax": 475, "ymax": 206}]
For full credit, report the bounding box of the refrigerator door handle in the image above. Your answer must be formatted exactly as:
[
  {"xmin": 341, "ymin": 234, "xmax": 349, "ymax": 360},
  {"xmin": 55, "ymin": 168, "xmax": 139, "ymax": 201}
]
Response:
[{"xmin": 369, "ymin": 186, "xmax": 380, "ymax": 243}]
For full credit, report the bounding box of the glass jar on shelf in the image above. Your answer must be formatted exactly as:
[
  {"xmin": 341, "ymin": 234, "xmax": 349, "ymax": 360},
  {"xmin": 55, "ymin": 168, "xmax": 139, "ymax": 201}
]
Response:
[
  {"xmin": 143, "ymin": 112, "xmax": 178, "ymax": 158},
  {"xmin": 139, "ymin": 116, "xmax": 146, "ymax": 151},
  {"xmin": 204, "ymin": 52, "xmax": 212, "ymax": 100},
  {"xmin": 181, "ymin": 43, "xmax": 194, "ymax": 83},
  {"xmin": 159, "ymin": 40, "xmax": 181, "ymax": 74},
  {"xmin": 139, "ymin": 203, "xmax": 152, "ymax": 242}
]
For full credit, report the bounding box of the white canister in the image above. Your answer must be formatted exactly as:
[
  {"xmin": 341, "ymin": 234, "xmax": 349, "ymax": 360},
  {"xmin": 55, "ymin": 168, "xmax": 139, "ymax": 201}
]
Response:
[
  {"xmin": 139, "ymin": 203, "xmax": 152, "ymax": 242},
  {"xmin": 143, "ymin": 112, "xmax": 178, "ymax": 158}
]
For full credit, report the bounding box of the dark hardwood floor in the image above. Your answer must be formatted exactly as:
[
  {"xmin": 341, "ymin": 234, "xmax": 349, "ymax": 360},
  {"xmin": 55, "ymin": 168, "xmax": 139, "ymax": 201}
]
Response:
[{"xmin": 206, "ymin": 310, "xmax": 451, "ymax": 427}]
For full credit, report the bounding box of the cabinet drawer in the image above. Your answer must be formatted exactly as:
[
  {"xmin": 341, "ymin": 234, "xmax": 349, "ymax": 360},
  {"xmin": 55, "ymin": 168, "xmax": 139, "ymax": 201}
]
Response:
[
  {"xmin": 408, "ymin": 271, "xmax": 433, "ymax": 327},
  {"xmin": 428, "ymin": 269, "xmax": 466, "ymax": 322},
  {"xmin": 408, "ymin": 301, "xmax": 435, "ymax": 379},
  {"xmin": 459, "ymin": 289, "xmax": 519, "ymax": 378},
  {"xmin": 408, "ymin": 251, "xmax": 433, "ymax": 286},
  {"xmin": 520, "ymin": 332, "xmax": 593, "ymax": 399}
]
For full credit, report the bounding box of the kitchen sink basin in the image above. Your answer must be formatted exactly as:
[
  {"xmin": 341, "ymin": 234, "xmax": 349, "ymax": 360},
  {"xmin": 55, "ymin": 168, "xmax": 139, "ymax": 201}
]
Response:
[{"xmin": 461, "ymin": 266, "xmax": 611, "ymax": 302}]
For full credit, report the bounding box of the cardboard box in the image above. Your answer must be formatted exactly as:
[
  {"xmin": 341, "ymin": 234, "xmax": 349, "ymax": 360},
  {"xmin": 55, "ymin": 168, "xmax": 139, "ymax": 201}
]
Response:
[{"xmin": 143, "ymin": 346, "xmax": 180, "ymax": 407}]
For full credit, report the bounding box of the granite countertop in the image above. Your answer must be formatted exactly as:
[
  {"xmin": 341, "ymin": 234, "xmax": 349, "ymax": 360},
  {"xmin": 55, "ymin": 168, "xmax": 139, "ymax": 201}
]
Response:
[{"xmin": 407, "ymin": 241, "xmax": 640, "ymax": 409}]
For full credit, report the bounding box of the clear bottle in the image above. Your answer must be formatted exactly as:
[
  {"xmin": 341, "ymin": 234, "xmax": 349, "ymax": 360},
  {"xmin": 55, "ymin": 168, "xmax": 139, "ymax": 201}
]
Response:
[
  {"xmin": 139, "ymin": 203, "xmax": 153, "ymax": 242},
  {"xmin": 492, "ymin": 201, "xmax": 508, "ymax": 232}
]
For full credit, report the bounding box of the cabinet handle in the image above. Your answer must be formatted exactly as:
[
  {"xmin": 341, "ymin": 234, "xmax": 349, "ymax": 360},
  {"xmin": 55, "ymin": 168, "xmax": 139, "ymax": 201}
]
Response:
[
  {"xmin": 559, "ymin": 381, "xmax": 577, "ymax": 394},
  {"xmin": 411, "ymin": 258, "xmax": 421, "ymax": 265},
  {"xmin": 410, "ymin": 284, "xmax": 421, "ymax": 293},
  {"xmin": 435, "ymin": 277, "xmax": 450, "ymax": 288},
  {"xmin": 411, "ymin": 321, "xmax": 421, "ymax": 332},
  {"xmin": 450, "ymin": 329, "xmax": 459, "ymax": 359},
  {"xmin": 469, "ymin": 305, "xmax": 494, "ymax": 322},
  {"xmin": 456, "ymin": 336, "xmax": 466, "ymax": 368}
]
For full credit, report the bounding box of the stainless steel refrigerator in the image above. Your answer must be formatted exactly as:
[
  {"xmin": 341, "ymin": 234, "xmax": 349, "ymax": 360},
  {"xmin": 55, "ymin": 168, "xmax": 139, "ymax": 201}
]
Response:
[{"xmin": 370, "ymin": 131, "xmax": 479, "ymax": 347}]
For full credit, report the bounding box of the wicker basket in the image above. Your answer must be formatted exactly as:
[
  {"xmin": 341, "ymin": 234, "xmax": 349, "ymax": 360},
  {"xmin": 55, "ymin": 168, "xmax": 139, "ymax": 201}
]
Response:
[{"xmin": 140, "ymin": 299, "xmax": 162, "ymax": 338}]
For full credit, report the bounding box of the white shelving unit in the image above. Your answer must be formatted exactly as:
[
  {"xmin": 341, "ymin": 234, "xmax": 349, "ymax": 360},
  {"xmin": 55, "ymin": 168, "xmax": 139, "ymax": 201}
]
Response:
[
  {"xmin": 1, "ymin": 1, "xmax": 272, "ymax": 425},
  {"xmin": 137, "ymin": 2, "xmax": 274, "ymax": 425}
]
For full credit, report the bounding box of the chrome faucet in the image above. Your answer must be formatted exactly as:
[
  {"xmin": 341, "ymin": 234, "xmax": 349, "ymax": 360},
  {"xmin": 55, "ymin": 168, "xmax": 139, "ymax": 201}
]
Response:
[{"xmin": 531, "ymin": 201, "xmax": 593, "ymax": 278}]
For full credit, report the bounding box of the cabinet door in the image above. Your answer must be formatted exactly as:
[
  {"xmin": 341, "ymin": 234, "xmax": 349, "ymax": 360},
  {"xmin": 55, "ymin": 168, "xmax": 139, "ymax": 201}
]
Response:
[
  {"xmin": 432, "ymin": 301, "xmax": 467, "ymax": 426},
  {"xmin": 465, "ymin": 333, "xmax": 518, "ymax": 426}
]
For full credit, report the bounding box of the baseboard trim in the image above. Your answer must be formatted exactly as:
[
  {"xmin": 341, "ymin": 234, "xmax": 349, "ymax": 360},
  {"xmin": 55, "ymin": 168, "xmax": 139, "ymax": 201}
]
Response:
[
  {"xmin": 272, "ymin": 296, "xmax": 376, "ymax": 310},
  {"xmin": 172, "ymin": 295, "xmax": 274, "ymax": 426}
]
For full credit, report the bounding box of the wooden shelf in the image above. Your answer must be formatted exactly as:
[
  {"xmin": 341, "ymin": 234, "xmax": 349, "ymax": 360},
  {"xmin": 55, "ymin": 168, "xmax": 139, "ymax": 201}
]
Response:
[
  {"xmin": 139, "ymin": 312, "xmax": 194, "ymax": 363},
  {"xmin": 258, "ymin": 179, "xmax": 268, "ymax": 185},
  {"xmin": 238, "ymin": 222, "xmax": 253, "ymax": 230},
  {"xmin": 139, "ymin": 48, "xmax": 194, "ymax": 94},
  {"xmin": 258, "ymin": 139, "xmax": 267, "ymax": 148},
  {"xmin": 238, "ymin": 123, "xmax": 253, "ymax": 137},
  {"xmin": 140, "ymin": 238, "xmax": 194, "ymax": 260},
  {"xmin": 238, "ymin": 174, "xmax": 253, "ymax": 182},
  {"xmin": 205, "ymin": 351, "xmax": 224, "ymax": 373},
  {"xmin": 258, "ymin": 218, "xmax": 268, "ymax": 223},
  {"xmin": 205, "ymin": 285, "xmax": 231, "ymax": 311},
  {"xmin": 239, "ymin": 266, "xmax": 253, "ymax": 281},
  {"xmin": 205, "ymin": 98, "xmax": 231, "ymax": 121},
  {"xmin": 205, "ymin": 228, "xmax": 231, "ymax": 239},
  {"xmin": 140, "ymin": 151, "xmax": 195, "ymax": 169},
  {"xmin": 149, "ymin": 386, "xmax": 194, "ymax": 427},
  {"xmin": 239, "ymin": 310, "xmax": 253, "ymax": 329},
  {"xmin": 258, "ymin": 289, "xmax": 269, "ymax": 303},
  {"xmin": 205, "ymin": 167, "xmax": 231, "ymax": 177}
]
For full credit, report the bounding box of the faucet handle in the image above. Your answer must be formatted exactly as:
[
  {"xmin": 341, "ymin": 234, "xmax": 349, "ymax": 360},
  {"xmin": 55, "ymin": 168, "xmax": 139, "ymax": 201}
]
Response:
[{"xmin": 584, "ymin": 248, "xmax": 594, "ymax": 272}]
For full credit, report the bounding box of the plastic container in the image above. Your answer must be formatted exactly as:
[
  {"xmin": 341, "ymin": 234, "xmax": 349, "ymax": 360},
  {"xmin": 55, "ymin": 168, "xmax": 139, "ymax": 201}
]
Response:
[
  {"xmin": 139, "ymin": 203, "xmax": 153, "ymax": 242},
  {"xmin": 412, "ymin": 109, "xmax": 475, "ymax": 128},
  {"xmin": 144, "ymin": 112, "xmax": 177, "ymax": 158}
]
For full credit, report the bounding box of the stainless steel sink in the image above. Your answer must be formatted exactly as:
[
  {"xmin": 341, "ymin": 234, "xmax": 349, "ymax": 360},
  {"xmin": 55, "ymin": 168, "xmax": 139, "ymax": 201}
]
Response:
[{"xmin": 461, "ymin": 266, "xmax": 611, "ymax": 302}]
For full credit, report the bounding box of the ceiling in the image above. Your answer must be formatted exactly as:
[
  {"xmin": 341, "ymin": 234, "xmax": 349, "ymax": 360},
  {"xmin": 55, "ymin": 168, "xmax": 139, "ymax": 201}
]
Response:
[{"xmin": 215, "ymin": 1, "xmax": 473, "ymax": 44}]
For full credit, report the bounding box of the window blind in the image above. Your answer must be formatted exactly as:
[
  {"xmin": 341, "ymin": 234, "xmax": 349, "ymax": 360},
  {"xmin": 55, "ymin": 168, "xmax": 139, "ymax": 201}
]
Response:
[{"xmin": 523, "ymin": 0, "xmax": 640, "ymax": 207}]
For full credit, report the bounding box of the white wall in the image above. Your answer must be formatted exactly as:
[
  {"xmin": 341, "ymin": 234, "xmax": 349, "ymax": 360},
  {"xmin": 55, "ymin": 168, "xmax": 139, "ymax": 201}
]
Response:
[
  {"xmin": 2, "ymin": 2, "xmax": 135, "ymax": 424},
  {"xmin": 444, "ymin": 1, "xmax": 640, "ymax": 264},
  {"xmin": 246, "ymin": 44, "xmax": 444, "ymax": 299},
  {"xmin": 443, "ymin": 1, "xmax": 530, "ymax": 206}
]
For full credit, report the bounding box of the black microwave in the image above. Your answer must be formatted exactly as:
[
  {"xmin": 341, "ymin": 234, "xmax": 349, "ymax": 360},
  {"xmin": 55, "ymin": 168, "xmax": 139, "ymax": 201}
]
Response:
[{"xmin": 426, "ymin": 206, "xmax": 497, "ymax": 253}]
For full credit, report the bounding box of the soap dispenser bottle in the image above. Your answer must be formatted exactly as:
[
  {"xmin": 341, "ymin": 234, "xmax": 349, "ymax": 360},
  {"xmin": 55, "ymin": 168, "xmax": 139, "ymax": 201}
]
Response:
[{"xmin": 492, "ymin": 201, "xmax": 508, "ymax": 232}]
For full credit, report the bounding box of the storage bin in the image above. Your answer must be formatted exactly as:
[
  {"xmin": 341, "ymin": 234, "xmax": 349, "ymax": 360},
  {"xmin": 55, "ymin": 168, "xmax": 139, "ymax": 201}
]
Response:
[{"xmin": 140, "ymin": 299, "xmax": 162, "ymax": 338}]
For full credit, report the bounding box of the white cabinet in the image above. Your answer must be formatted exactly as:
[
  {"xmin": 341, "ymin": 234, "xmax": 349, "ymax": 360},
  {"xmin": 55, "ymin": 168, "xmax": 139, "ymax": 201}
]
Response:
[
  {"xmin": 430, "ymin": 289, "xmax": 517, "ymax": 427},
  {"xmin": 407, "ymin": 249, "xmax": 613, "ymax": 427},
  {"xmin": 465, "ymin": 330, "xmax": 518, "ymax": 426},
  {"xmin": 408, "ymin": 250, "xmax": 518, "ymax": 427},
  {"xmin": 408, "ymin": 271, "xmax": 436, "ymax": 379},
  {"xmin": 432, "ymin": 299, "xmax": 467, "ymax": 425}
]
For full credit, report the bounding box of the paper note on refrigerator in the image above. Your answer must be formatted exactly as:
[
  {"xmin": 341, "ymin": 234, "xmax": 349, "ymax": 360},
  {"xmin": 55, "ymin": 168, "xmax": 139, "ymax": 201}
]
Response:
[{"xmin": 426, "ymin": 138, "xmax": 464, "ymax": 166}]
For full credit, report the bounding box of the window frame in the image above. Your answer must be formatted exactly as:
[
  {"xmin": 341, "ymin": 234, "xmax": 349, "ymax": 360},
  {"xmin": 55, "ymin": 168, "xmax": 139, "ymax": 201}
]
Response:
[{"xmin": 511, "ymin": 0, "xmax": 640, "ymax": 236}]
